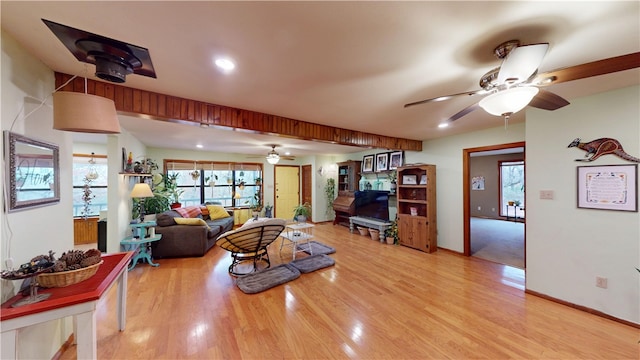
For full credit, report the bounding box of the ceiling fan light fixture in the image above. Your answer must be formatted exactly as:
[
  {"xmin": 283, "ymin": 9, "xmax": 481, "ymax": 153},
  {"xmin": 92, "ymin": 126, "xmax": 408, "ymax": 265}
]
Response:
[
  {"xmin": 266, "ymin": 152, "xmax": 280, "ymax": 164},
  {"xmin": 478, "ymin": 87, "xmax": 539, "ymax": 116}
]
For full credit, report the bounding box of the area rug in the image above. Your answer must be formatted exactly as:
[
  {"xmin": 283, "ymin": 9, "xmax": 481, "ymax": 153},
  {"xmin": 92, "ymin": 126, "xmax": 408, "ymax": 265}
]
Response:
[
  {"xmin": 290, "ymin": 254, "xmax": 335, "ymax": 273},
  {"xmin": 236, "ymin": 264, "xmax": 301, "ymax": 294},
  {"xmin": 296, "ymin": 241, "xmax": 336, "ymax": 255}
]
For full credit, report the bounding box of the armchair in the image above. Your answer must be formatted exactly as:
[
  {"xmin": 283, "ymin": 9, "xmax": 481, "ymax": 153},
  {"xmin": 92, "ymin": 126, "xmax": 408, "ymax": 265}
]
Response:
[{"xmin": 215, "ymin": 218, "xmax": 286, "ymax": 275}]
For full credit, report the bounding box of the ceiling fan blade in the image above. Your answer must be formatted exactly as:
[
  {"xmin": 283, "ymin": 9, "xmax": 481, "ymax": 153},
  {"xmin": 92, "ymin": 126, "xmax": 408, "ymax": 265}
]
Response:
[
  {"xmin": 528, "ymin": 89, "xmax": 570, "ymax": 111},
  {"xmin": 532, "ymin": 52, "xmax": 640, "ymax": 86},
  {"xmin": 448, "ymin": 103, "xmax": 481, "ymax": 122},
  {"xmin": 497, "ymin": 43, "xmax": 549, "ymax": 84},
  {"xmin": 404, "ymin": 89, "xmax": 485, "ymax": 108}
]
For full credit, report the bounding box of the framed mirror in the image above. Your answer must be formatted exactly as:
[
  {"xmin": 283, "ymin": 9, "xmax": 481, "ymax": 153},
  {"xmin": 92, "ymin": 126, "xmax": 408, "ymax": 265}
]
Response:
[{"xmin": 4, "ymin": 131, "xmax": 60, "ymax": 212}]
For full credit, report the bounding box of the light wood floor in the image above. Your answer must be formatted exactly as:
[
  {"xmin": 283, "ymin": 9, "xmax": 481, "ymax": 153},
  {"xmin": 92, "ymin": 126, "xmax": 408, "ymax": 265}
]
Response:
[{"xmin": 62, "ymin": 223, "xmax": 637, "ymax": 359}]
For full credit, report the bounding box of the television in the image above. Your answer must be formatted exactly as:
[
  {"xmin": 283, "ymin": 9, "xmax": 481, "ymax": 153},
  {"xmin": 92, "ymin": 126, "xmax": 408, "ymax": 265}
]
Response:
[{"xmin": 354, "ymin": 190, "xmax": 390, "ymax": 221}]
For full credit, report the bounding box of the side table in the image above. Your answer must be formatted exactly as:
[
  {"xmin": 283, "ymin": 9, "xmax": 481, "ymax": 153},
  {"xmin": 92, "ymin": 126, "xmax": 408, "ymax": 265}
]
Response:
[
  {"xmin": 279, "ymin": 222, "xmax": 314, "ymax": 260},
  {"xmin": 121, "ymin": 221, "xmax": 162, "ymax": 271}
]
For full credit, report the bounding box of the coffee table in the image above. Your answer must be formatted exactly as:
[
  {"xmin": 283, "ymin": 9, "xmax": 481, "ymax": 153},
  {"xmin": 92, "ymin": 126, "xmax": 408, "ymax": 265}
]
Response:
[{"xmin": 279, "ymin": 222, "xmax": 314, "ymax": 260}]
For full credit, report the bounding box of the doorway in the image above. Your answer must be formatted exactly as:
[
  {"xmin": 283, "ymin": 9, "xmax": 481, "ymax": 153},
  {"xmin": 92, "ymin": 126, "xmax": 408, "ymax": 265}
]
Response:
[
  {"xmin": 463, "ymin": 142, "xmax": 526, "ymax": 268},
  {"xmin": 274, "ymin": 165, "xmax": 300, "ymax": 220}
]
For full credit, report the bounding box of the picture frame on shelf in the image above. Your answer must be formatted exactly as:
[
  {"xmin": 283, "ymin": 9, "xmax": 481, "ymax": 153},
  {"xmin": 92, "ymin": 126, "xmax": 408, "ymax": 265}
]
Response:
[
  {"xmin": 402, "ymin": 174, "xmax": 417, "ymax": 185},
  {"xmin": 420, "ymin": 174, "xmax": 427, "ymax": 185},
  {"xmin": 577, "ymin": 164, "xmax": 637, "ymax": 211},
  {"xmin": 375, "ymin": 153, "xmax": 389, "ymax": 172},
  {"xmin": 362, "ymin": 155, "xmax": 374, "ymax": 173},
  {"xmin": 389, "ymin": 151, "xmax": 403, "ymax": 170}
]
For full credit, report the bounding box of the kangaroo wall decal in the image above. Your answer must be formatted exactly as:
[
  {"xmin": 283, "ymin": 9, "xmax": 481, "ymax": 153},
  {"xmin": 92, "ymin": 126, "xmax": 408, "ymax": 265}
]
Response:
[{"xmin": 568, "ymin": 138, "xmax": 640, "ymax": 163}]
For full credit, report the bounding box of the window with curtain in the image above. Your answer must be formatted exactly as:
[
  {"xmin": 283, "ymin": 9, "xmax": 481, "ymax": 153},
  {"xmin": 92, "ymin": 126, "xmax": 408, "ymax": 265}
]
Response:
[
  {"xmin": 164, "ymin": 160, "xmax": 263, "ymax": 208},
  {"xmin": 72, "ymin": 154, "xmax": 109, "ymax": 217}
]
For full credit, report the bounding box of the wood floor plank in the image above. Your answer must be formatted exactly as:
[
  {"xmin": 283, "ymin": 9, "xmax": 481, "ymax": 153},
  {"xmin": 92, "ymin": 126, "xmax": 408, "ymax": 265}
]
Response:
[{"xmin": 60, "ymin": 223, "xmax": 638, "ymax": 359}]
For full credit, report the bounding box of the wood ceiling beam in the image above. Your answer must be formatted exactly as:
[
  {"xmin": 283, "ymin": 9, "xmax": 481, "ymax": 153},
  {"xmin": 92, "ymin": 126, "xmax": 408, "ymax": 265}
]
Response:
[{"xmin": 55, "ymin": 72, "xmax": 422, "ymax": 151}]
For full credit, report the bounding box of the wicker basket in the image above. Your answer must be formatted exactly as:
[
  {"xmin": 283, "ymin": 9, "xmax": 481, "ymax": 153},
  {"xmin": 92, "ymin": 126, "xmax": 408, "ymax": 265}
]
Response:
[{"xmin": 37, "ymin": 261, "xmax": 103, "ymax": 288}]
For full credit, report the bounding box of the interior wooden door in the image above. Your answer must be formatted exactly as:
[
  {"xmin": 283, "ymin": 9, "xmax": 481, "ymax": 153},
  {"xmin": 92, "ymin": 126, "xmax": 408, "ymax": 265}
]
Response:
[
  {"xmin": 275, "ymin": 165, "xmax": 299, "ymax": 220},
  {"xmin": 301, "ymin": 165, "xmax": 312, "ymax": 220}
]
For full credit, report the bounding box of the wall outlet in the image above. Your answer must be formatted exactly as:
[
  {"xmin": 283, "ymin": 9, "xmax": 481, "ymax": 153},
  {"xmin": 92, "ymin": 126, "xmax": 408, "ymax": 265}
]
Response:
[
  {"xmin": 540, "ymin": 190, "xmax": 554, "ymax": 200},
  {"xmin": 596, "ymin": 277, "xmax": 608, "ymax": 289},
  {"xmin": 492, "ymin": 208, "xmax": 495, "ymax": 212},
  {"xmin": 477, "ymin": 206, "xmax": 481, "ymax": 211}
]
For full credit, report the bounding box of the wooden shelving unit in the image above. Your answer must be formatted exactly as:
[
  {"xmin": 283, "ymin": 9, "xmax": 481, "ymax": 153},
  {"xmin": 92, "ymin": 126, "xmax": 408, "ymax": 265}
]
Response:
[
  {"xmin": 333, "ymin": 160, "xmax": 361, "ymax": 226},
  {"xmin": 337, "ymin": 160, "xmax": 361, "ymax": 194},
  {"xmin": 396, "ymin": 164, "xmax": 437, "ymax": 253}
]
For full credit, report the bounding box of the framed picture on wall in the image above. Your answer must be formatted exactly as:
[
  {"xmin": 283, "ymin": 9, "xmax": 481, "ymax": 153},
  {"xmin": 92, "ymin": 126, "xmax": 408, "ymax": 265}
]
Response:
[
  {"xmin": 577, "ymin": 164, "xmax": 637, "ymax": 211},
  {"xmin": 362, "ymin": 155, "xmax": 374, "ymax": 173},
  {"xmin": 375, "ymin": 153, "xmax": 389, "ymax": 172},
  {"xmin": 389, "ymin": 151, "xmax": 403, "ymax": 170}
]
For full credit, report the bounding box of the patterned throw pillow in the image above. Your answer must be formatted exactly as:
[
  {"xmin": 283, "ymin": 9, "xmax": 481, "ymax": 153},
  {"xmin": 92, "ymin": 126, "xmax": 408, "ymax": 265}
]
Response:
[
  {"xmin": 206, "ymin": 205, "xmax": 231, "ymax": 220},
  {"xmin": 174, "ymin": 217, "xmax": 209, "ymax": 229},
  {"xmin": 174, "ymin": 206, "xmax": 202, "ymax": 218},
  {"xmin": 200, "ymin": 206, "xmax": 210, "ymax": 218}
]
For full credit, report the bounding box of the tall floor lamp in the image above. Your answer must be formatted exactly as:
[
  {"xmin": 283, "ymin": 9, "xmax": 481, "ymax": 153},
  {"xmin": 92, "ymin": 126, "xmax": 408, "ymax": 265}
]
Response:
[{"xmin": 130, "ymin": 182, "xmax": 154, "ymax": 223}]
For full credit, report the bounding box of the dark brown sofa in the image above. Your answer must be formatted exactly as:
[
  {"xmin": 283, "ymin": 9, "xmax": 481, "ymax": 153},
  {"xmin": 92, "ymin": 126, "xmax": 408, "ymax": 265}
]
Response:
[{"xmin": 152, "ymin": 208, "xmax": 234, "ymax": 258}]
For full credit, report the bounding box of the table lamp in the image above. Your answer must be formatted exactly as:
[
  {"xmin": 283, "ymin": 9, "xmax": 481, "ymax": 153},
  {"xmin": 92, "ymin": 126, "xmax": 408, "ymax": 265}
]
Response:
[{"xmin": 130, "ymin": 182, "xmax": 154, "ymax": 223}]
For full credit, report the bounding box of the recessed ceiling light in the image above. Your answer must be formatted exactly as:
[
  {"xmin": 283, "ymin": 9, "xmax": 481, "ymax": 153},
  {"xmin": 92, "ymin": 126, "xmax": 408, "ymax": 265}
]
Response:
[
  {"xmin": 285, "ymin": 152, "xmax": 291, "ymax": 156},
  {"xmin": 215, "ymin": 58, "xmax": 235, "ymax": 72},
  {"xmin": 438, "ymin": 123, "xmax": 449, "ymax": 128},
  {"xmin": 196, "ymin": 144, "xmax": 203, "ymax": 148}
]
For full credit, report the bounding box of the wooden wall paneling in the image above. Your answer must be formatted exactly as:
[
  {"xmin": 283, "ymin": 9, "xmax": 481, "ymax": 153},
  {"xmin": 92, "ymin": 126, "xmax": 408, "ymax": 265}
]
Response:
[{"xmin": 54, "ymin": 72, "xmax": 422, "ymax": 151}]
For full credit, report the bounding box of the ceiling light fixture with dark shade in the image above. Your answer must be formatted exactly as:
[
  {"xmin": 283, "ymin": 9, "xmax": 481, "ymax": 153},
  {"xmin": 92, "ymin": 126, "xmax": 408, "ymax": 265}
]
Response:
[{"xmin": 42, "ymin": 19, "xmax": 157, "ymax": 83}]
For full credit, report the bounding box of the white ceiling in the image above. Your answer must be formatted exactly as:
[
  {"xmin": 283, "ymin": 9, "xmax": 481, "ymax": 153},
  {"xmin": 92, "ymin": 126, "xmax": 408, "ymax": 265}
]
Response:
[{"xmin": 2, "ymin": 1, "xmax": 639, "ymax": 158}]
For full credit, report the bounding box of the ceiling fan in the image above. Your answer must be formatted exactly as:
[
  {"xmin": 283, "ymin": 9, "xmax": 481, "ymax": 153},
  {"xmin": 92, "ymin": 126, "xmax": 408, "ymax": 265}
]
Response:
[
  {"xmin": 404, "ymin": 40, "xmax": 640, "ymax": 123},
  {"xmin": 248, "ymin": 145, "xmax": 295, "ymax": 164}
]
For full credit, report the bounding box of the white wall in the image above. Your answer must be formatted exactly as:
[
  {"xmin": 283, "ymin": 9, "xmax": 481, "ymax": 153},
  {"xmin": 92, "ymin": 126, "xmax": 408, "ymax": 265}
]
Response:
[
  {"xmin": 1, "ymin": 30, "xmax": 74, "ymax": 360},
  {"xmin": 409, "ymin": 123, "xmax": 526, "ymax": 252},
  {"xmin": 526, "ymin": 85, "xmax": 639, "ymax": 324}
]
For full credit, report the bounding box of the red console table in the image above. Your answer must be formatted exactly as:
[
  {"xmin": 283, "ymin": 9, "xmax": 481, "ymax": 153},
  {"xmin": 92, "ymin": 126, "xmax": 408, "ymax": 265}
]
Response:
[{"xmin": 1, "ymin": 252, "xmax": 133, "ymax": 360}]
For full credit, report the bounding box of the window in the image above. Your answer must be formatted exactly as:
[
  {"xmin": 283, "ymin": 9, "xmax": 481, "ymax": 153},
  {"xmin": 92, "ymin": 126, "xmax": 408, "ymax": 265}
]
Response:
[
  {"xmin": 164, "ymin": 161, "xmax": 262, "ymax": 208},
  {"xmin": 72, "ymin": 154, "xmax": 109, "ymax": 217},
  {"xmin": 499, "ymin": 160, "xmax": 525, "ymax": 218}
]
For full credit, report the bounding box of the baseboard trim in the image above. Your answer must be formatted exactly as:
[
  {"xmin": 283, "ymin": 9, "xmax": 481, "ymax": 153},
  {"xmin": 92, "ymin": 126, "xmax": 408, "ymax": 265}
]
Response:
[
  {"xmin": 52, "ymin": 333, "xmax": 74, "ymax": 360},
  {"xmin": 525, "ymin": 289, "xmax": 639, "ymax": 329}
]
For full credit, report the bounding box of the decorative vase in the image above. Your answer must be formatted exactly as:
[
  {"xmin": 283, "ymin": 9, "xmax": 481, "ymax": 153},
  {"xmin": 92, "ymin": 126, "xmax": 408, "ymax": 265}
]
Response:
[
  {"xmin": 390, "ymin": 181, "xmax": 397, "ymax": 194},
  {"xmin": 170, "ymin": 202, "xmax": 181, "ymax": 209},
  {"xmin": 357, "ymin": 226, "xmax": 369, "ymax": 236},
  {"xmin": 369, "ymin": 229, "xmax": 380, "ymax": 241}
]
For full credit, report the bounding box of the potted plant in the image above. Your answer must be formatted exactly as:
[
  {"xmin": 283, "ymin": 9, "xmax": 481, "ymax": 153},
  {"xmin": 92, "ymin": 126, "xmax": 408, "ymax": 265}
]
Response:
[
  {"xmin": 206, "ymin": 174, "xmax": 218, "ymax": 187},
  {"xmin": 293, "ymin": 203, "xmax": 311, "ymax": 223},
  {"xmin": 324, "ymin": 178, "xmax": 336, "ymax": 217},
  {"xmin": 388, "ymin": 170, "xmax": 397, "ymax": 194},
  {"xmin": 164, "ymin": 173, "xmax": 184, "ymax": 208},
  {"xmin": 385, "ymin": 218, "xmax": 399, "ymax": 245},
  {"xmin": 255, "ymin": 177, "xmax": 262, "ymax": 186}
]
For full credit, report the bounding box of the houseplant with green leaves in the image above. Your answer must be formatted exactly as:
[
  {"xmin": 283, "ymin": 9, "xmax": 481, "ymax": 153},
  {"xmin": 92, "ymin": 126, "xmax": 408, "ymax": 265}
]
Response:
[
  {"xmin": 385, "ymin": 217, "xmax": 399, "ymax": 245},
  {"xmin": 293, "ymin": 203, "xmax": 311, "ymax": 223}
]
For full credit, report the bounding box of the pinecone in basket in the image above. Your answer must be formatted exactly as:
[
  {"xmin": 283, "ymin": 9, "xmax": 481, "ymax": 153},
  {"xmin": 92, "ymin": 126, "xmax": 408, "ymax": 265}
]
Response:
[
  {"xmin": 80, "ymin": 255, "xmax": 101, "ymax": 268},
  {"xmin": 84, "ymin": 249, "xmax": 101, "ymax": 259},
  {"xmin": 60, "ymin": 250, "xmax": 86, "ymax": 266},
  {"xmin": 52, "ymin": 260, "xmax": 67, "ymax": 272},
  {"xmin": 67, "ymin": 264, "xmax": 82, "ymax": 271}
]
